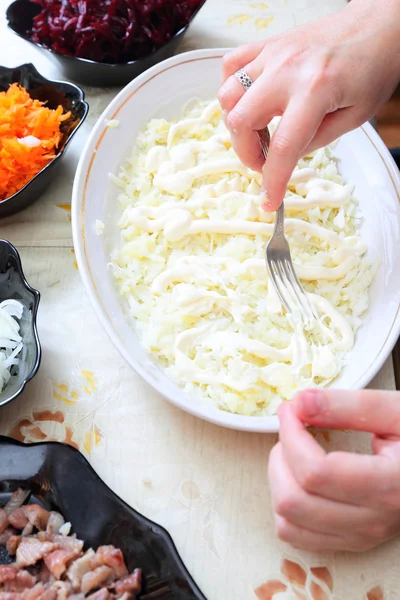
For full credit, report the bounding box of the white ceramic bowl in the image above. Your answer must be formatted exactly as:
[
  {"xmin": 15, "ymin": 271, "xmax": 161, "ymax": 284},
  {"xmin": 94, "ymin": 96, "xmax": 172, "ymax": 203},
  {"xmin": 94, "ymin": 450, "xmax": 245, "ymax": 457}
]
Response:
[{"xmin": 72, "ymin": 48, "xmax": 400, "ymax": 433}]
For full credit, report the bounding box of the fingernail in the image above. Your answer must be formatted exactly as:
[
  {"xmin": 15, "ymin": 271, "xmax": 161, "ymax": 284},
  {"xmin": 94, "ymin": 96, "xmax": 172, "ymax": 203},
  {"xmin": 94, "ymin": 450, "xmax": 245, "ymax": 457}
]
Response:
[
  {"xmin": 277, "ymin": 403, "xmax": 290, "ymax": 419},
  {"xmin": 224, "ymin": 118, "xmax": 234, "ymax": 133},
  {"xmin": 297, "ymin": 389, "xmax": 324, "ymax": 418},
  {"xmin": 261, "ymin": 192, "xmax": 273, "ymax": 212},
  {"xmin": 219, "ymin": 83, "xmax": 228, "ymax": 97}
]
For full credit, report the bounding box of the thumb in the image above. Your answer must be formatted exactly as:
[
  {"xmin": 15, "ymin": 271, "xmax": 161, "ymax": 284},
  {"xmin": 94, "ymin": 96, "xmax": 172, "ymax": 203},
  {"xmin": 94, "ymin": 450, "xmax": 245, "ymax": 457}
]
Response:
[{"xmin": 293, "ymin": 388, "xmax": 400, "ymax": 436}]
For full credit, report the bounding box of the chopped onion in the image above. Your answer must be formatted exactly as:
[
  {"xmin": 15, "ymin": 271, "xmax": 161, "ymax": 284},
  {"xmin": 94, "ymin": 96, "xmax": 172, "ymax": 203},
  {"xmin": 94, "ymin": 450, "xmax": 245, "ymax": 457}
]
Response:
[
  {"xmin": 17, "ymin": 135, "xmax": 41, "ymax": 148},
  {"xmin": 0, "ymin": 299, "xmax": 25, "ymax": 392},
  {"xmin": 59, "ymin": 522, "xmax": 72, "ymax": 536},
  {"xmin": 95, "ymin": 219, "xmax": 105, "ymax": 236},
  {"xmin": 106, "ymin": 120, "xmax": 120, "ymax": 129}
]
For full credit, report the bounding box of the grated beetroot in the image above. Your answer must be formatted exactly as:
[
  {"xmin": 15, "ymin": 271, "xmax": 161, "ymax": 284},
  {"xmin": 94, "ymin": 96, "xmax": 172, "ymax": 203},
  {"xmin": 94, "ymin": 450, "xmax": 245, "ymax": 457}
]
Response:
[{"xmin": 28, "ymin": 0, "xmax": 204, "ymax": 64}]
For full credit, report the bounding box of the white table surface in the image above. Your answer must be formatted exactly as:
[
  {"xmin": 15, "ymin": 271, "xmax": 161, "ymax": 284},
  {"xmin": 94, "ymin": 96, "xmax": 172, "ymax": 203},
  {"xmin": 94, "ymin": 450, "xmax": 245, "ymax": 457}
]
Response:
[{"xmin": 0, "ymin": 1, "xmax": 398, "ymax": 598}]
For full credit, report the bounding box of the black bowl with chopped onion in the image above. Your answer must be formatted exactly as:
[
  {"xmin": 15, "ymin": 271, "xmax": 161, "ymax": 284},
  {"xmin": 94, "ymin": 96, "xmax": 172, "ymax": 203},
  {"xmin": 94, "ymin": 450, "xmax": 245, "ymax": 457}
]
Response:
[
  {"xmin": 6, "ymin": 0, "xmax": 207, "ymax": 88},
  {"xmin": 0, "ymin": 240, "xmax": 41, "ymax": 408}
]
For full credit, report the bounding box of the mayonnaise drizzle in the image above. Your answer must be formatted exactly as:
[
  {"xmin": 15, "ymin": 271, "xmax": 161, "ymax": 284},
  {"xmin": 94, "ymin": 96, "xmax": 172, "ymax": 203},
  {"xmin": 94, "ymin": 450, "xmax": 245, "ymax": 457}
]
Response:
[
  {"xmin": 167, "ymin": 99, "xmax": 221, "ymax": 146},
  {"xmin": 126, "ymin": 205, "xmax": 366, "ymax": 250},
  {"xmin": 173, "ymin": 326, "xmax": 294, "ymax": 392},
  {"xmin": 151, "ymin": 245, "xmax": 365, "ymax": 292},
  {"xmin": 153, "ymin": 159, "xmax": 260, "ymax": 195},
  {"xmin": 172, "ymin": 290, "xmax": 352, "ymax": 390}
]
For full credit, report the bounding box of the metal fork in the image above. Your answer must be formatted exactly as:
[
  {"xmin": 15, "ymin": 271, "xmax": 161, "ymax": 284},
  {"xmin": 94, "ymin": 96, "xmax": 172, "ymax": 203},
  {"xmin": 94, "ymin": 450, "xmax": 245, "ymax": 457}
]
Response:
[
  {"xmin": 233, "ymin": 68, "xmax": 314, "ymax": 322},
  {"xmin": 258, "ymin": 129, "xmax": 315, "ymax": 322}
]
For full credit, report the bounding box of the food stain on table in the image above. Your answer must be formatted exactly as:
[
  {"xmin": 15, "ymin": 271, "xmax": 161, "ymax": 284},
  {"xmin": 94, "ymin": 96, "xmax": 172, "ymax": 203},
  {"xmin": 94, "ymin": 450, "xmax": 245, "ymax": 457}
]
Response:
[
  {"xmin": 310, "ymin": 569, "xmax": 333, "ymax": 593},
  {"xmin": 254, "ymin": 556, "xmax": 334, "ymax": 600},
  {"xmin": 33, "ymin": 409, "xmax": 64, "ymax": 423},
  {"xmin": 282, "ymin": 558, "xmax": 307, "ymax": 587},
  {"xmin": 48, "ymin": 369, "xmax": 105, "ymax": 455},
  {"xmin": 309, "ymin": 581, "xmax": 330, "ymax": 600},
  {"xmin": 254, "ymin": 580, "xmax": 287, "ymax": 599},
  {"xmin": 249, "ymin": 2, "xmax": 270, "ymax": 9},
  {"xmin": 202, "ymin": 509, "xmax": 221, "ymax": 559},
  {"xmin": 70, "ymin": 248, "xmax": 78, "ymax": 270},
  {"xmin": 227, "ymin": 6, "xmax": 274, "ymax": 29},
  {"xmin": 9, "ymin": 410, "xmax": 64, "ymax": 441},
  {"xmin": 254, "ymin": 558, "xmax": 384, "ymax": 599},
  {"xmin": 56, "ymin": 203, "xmax": 72, "ymax": 221},
  {"xmin": 254, "ymin": 16, "xmax": 274, "ymax": 29},
  {"xmin": 51, "ymin": 370, "xmax": 97, "ymax": 404},
  {"xmin": 7, "ymin": 409, "xmax": 79, "ymax": 450},
  {"xmin": 366, "ymin": 586, "xmax": 384, "ymax": 600},
  {"xmin": 81, "ymin": 370, "xmax": 97, "ymax": 394},
  {"xmin": 181, "ymin": 480, "xmax": 201, "ymax": 502},
  {"xmin": 52, "ymin": 381, "xmax": 80, "ymax": 405},
  {"xmin": 63, "ymin": 426, "xmax": 79, "ymax": 449},
  {"xmin": 227, "ymin": 13, "xmax": 252, "ymax": 25},
  {"xmin": 83, "ymin": 424, "xmax": 103, "ymax": 456}
]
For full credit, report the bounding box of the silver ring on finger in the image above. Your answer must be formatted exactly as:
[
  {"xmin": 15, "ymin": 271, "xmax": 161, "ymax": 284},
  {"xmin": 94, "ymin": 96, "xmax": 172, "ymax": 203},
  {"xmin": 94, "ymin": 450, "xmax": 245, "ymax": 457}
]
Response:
[{"xmin": 235, "ymin": 68, "xmax": 254, "ymax": 91}]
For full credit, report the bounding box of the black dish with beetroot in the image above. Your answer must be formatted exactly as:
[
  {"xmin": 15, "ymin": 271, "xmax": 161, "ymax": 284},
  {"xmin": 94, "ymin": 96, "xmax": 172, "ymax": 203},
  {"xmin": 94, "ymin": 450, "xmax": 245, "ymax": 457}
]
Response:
[
  {"xmin": 0, "ymin": 436, "xmax": 206, "ymax": 600},
  {"xmin": 6, "ymin": 0, "xmax": 206, "ymax": 87}
]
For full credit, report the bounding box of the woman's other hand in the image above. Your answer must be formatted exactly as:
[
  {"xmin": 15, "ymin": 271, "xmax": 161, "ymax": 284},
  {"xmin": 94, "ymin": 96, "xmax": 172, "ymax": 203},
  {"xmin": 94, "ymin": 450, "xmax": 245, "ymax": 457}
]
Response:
[{"xmin": 268, "ymin": 389, "xmax": 400, "ymax": 551}]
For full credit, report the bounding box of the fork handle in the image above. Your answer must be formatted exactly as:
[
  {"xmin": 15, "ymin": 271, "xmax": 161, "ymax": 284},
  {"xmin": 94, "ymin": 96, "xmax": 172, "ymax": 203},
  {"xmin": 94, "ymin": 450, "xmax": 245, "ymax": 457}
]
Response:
[
  {"xmin": 257, "ymin": 128, "xmax": 284, "ymax": 236},
  {"xmin": 258, "ymin": 128, "xmax": 270, "ymax": 160},
  {"xmin": 274, "ymin": 202, "xmax": 285, "ymax": 237}
]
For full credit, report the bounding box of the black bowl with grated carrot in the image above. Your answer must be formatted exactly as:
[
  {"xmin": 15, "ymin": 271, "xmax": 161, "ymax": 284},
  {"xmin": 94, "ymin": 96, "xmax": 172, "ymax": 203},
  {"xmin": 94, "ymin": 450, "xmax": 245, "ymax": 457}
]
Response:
[{"xmin": 0, "ymin": 63, "xmax": 88, "ymax": 218}]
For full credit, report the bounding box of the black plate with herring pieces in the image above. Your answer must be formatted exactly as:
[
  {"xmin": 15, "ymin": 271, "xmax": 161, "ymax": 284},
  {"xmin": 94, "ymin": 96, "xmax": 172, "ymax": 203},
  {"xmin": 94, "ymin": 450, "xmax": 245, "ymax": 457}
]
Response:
[
  {"xmin": 0, "ymin": 436, "xmax": 207, "ymax": 600},
  {"xmin": 0, "ymin": 63, "xmax": 88, "ymax": 218}
]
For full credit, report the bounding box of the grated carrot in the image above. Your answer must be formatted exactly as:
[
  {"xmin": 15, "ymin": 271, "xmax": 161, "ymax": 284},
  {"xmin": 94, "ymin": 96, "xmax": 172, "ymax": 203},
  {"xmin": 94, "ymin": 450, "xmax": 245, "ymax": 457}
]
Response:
[{"xmin": 0, "ymin": 83, "xmax": 71, "ymax": 201}]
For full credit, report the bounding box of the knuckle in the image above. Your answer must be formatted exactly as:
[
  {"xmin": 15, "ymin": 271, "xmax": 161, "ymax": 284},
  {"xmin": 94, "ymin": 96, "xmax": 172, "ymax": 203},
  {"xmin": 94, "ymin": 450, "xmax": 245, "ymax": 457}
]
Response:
[
  {"xmin": 276, "ymin": 44, "xmax": 304, "ymax": 71},
  {"xmin": 369, "ymin": 521, "xmax": 390, "ymax": 542},
  {"xmin": 306, "ymin": 50, "xmax": 332, "ymax": 86},
  {"xmin": 275, "ymin": 517, "xmax": 292, "ymax": 542},
  {"xmin": 226, "ymin": 109, "xmax": 245, "ymax": 133},
  {"xmin": 353, "ymin": 537, "xmax": 378, "ymax": 552},
  {"xmin": 217, "ymin": 86, "xmax": 230, "ymax": 109},
  {"xmin": 298, "ymin": 462, "xmax": 323, "ymax": 491},
  {"xmin": 308, "ymin": 63, "xmax": 328, "ymax": 92},
  {"xmin": 271, "ymin": 134, "xmax": 292, "ymax": 158},
  {"xmin": 346, "ymin": 526, "xmax": 393, "ymax": 552},
  {"xmin": 222, "ymin": 51, "xmax": 236, "ymax": 72},
  {"xmin": 274, "ymin": 492, "xmax": 298, "ymax": 518}
]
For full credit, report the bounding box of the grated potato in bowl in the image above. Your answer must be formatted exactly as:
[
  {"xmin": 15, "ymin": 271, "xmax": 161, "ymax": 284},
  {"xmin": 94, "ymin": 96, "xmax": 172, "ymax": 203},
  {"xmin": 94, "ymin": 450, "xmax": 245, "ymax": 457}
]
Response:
[{"xmin": 109, "ymin": 98, "xmax": 375, "ymax": 417}]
